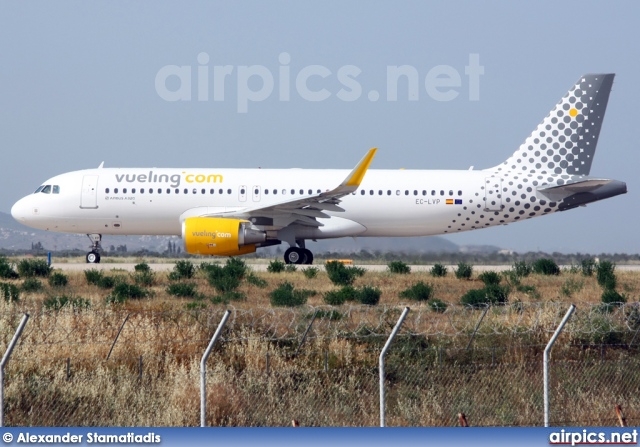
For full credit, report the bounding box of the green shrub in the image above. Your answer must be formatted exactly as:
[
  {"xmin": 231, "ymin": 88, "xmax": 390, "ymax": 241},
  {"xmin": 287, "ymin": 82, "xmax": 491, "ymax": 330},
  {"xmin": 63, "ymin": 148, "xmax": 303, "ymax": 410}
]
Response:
[
  {"xmin": 454, "ymin": 262, "xmax": 473, "ymax": 279},
  {"xmin": 134, "ymin": 262, "xmax": 151, "ymax": 273},
  {"xmin": 302, "ymin": 267, "xmax": 319, "ymax": 279},
  {"xmin": 107, "ymin": 283, "xmax": 147, "ymax": 303},
  {"xmin": 43, "ymin": 295, "xmax": 90, "ymax": 311},
  {"xmin": 460, "ymin": 285, "xmax": 509, "ymax": 307},
  {"xmin": 580, "ymin": 258, "xmax": 596, "ymax": 276},
  {"xmin": 428, "ymin": 298, "xmax": 448, "ymax": 313},
  {"xmin": 399, "ymin": 281, "xmax": 434, "ymax": 301},
  {"xmin": 17, "ymin": 259, "xmax": 51, "ymax": 277},
  {"xmin": 532, "ymin": 258, "xmax": 560, "ymax": 276},
  {"xmin": 313, "ymin": 309, "xmax": 343, "ymax": 320},
  {"xmin": 430, "ymin": 263, "xmax": 448, "ymax": 278},
  {"xmin": 246, "ymin": 273, "xmax": 268, "ymax": 288},
  {"xmin": 267, "ymin": 260, "xmax": 286, "ymax": 273},
  {"xmin": 0, "ymin": 257, "xmax": 19, "ymax": 279},
  {"xmin": 84, "ymin": 269, "xmax": 103, "ymax": 285},
  {"xmin": 357, "ymin": 286, "xmax": 381, "ymax": 305},
  {"xmin": 285, "ymin": 264, "xmax": 297, "ymax": 272},
  {"xmin": 387, "ymin": 261, "xmax": 411, "ymax": 274},
  {"xmin": 601, "ymin": 288, "xmax": 626, "ymax": 308},
  {"xmin": 596, "ymin": 260, "xmax": 616, "ymax": 290},
  {"xmin": 166, "ymin": 282, "xmax": 198, "ymax": 298},
  {"xmin": 224, "ymin": 258, "xmax": 248, "ymax": 280},
  {"xmin": 512, "ymin": 261, "xmax": 531, "ymax": 278},
  {"xmin": 169, "ymin": 260, "xmax": 195, "ymax": 280},
  {"xmin": 0, "ymin": 282, "xmax": 20, "ymax": 302},
  {"xmin": 97, "ymin": 276, "xmax": 116, "ymax": 289},
  {"xmin": 48, "ymin": 272, "xmax": 68, "ymax": 288},
  {"xmin": 325, "ymin": 261, "xmax": 365, "ymax": 286},
  {"xmin": 323, "ymin": 286, "xmax": 358, "ymax": 305},
  {"xmin": 206, "ymin": 265, "xmax": 240, "ymax": 293},
  {"xmin": 561, "ymin": 278, "xmax": 584, "ymax": 297},
  {"xmin": 269, "ymin": 281, "xmax": 314, "ymax": 307},
  {"xmin": 21, "ymin": 278, "xmax": 43, "ymax": 292},
  {"xmin": 132, "ymin": 270, "xmax": 155, "ymax": 286},
  {"xmin": 478, "ymin": 271, "xmax": 501, "ymax": 286}
]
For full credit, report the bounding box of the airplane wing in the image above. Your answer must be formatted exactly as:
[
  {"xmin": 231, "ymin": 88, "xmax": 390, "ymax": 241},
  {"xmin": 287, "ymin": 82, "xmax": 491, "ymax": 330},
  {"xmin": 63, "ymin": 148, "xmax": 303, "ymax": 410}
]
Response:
[{"xmin": 198, "ymin": 148, "xmax": 376, "ymax": 229}]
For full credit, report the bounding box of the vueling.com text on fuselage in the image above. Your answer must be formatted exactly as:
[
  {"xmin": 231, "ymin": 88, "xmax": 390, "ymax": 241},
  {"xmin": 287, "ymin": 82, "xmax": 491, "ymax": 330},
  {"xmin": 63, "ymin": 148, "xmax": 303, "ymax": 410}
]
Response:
[{"xmin": 114, "ymin": 171, "xmax": 224, "ymax": 188}]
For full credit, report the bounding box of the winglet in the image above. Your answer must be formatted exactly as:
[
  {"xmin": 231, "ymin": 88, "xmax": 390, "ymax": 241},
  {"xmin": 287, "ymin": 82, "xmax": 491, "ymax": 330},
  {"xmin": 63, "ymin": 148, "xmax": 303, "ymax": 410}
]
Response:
[{"xmin": 344, "ymin": 148, "xmax": 377, "ymax": 187}]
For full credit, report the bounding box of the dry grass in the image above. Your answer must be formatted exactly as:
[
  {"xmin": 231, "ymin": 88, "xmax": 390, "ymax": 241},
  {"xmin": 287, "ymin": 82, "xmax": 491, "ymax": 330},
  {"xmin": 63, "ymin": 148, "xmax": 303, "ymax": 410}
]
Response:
[{"xmin": 0, "ymin": 262, "xmax": 639, "ymax": 427}]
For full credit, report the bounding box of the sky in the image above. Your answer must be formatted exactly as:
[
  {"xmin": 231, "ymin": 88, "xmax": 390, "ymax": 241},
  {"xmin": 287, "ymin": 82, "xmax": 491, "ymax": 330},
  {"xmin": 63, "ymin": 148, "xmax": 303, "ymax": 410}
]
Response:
[{"xmin": 1, "ymin": 1, "xmax": 639, "ymax": 254}]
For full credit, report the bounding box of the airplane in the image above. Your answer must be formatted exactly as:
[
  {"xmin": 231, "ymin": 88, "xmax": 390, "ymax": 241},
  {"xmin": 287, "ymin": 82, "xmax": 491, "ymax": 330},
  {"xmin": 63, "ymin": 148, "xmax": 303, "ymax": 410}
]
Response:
[{"xmin": 11, "ymin": 73, "xmax": 627, "ymax": 264}]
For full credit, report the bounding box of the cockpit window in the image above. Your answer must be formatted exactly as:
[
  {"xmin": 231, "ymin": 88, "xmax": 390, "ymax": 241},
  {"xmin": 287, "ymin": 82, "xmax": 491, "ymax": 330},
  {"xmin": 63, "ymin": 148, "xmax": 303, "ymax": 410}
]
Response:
[
  {"xmin": 41, "ymin": 185, "xmax": 52, "ymax": 194},
  {"xmin": 53, "ymin": 185, "xmax": 60, "ymax": 194},
  {"xmin": 34, "ymin": 186, "xmax": 45, "ymax": 194}
]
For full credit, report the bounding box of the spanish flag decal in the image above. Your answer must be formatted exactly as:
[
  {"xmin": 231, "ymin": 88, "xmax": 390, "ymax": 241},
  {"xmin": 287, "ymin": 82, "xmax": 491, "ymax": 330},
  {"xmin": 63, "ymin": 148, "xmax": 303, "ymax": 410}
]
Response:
[{"xmin": 446, "ymin": 199, "xmax": 454, "ymax": 205}]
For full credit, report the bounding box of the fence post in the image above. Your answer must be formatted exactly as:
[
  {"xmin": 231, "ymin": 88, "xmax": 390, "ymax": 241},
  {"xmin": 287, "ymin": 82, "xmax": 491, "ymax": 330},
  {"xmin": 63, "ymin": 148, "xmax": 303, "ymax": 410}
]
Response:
[
  {"xmin": 544, "ymin": 304, "xmax": 575, "ymax": 427},
  {"xmin": 466, "ymin": 305, "xmax": 490, "ymax": 350},
  {"xmin": 1, "ymin": 313, "xmax": 29, "ymax": 427},
  {"xmin": 380, "ymin": 306, "xmax": 410, "ymax": 427},
  {"xmin": 201, "ymin": 310, "xmax": 231, "ymax": 427},
  {"xmin": 106, "ymin": 313, "xmax": 130, "ymax": 360},
  {"xmin": 293, "ymin": 310, "xmax": 317, "ymax": 358}
]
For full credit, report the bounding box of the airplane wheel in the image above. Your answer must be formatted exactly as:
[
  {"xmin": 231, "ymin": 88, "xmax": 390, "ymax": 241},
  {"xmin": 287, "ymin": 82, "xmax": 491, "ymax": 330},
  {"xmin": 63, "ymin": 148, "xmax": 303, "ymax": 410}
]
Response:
[
  {"xmin": 303, "ymin": 249, "xmax": 314, "ymax": 265},
  {"xmin": 284, "ymin": 247, "xmax": 306, "ymax": 265},
  {"xmin": 86, "ymin": 251, "xmax": 101, "ymax": 264}
]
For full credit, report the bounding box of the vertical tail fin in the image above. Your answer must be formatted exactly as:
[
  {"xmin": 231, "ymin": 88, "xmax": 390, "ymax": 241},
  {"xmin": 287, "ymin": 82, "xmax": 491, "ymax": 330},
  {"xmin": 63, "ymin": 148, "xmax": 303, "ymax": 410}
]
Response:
[{"xmin": 489, "ymin": 74, "xmax": 614, "ymax": 178}]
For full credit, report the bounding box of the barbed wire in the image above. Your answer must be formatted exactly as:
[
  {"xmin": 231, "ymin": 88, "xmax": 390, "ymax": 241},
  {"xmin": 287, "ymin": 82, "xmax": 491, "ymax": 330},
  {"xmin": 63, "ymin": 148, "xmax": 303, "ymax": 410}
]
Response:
[{"xmin": 0, "ymin": 302, "xmax": 638, "ymax": 350}]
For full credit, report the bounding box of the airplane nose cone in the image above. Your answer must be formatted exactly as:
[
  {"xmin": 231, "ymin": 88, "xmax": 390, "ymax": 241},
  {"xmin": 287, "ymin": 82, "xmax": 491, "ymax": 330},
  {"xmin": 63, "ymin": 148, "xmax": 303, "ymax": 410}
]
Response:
[{"xmin": 11, "ymin": 197, "xmax": 30, "ymax": 222}]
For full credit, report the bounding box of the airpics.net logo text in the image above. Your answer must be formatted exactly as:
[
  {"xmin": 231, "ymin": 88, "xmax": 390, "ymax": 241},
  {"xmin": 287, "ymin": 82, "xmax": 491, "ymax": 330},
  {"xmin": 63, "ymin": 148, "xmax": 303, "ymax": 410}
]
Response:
[{"xmin": 155, "ymin": 52, "xmax": 484, "ymax": 113}]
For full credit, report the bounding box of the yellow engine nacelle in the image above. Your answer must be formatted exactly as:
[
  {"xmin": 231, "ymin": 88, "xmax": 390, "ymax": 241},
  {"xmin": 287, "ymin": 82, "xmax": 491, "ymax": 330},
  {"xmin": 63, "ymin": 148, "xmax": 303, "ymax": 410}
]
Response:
[{"xmin": 182, "ymin": 217, "xmax": 266, "ymax": 256}]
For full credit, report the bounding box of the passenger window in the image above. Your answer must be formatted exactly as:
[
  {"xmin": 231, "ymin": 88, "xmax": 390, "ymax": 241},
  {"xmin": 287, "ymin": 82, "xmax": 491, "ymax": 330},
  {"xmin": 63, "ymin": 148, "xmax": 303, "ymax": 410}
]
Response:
[
  {"xmin": 449, "ymin": 190, "xmax": 453, "ymax": 196},
  {"xmin": 369, "ymin": 190, "xmax": 374, "ymax": 195},
  {"xmin": 413, "ymin": 190, "xmax": 418, "ymax": 196},
  {"xmin": 123, "ymin": 188, "xmax": 127, "ymax": 194},
  {"xmin": 387, "ymin": 190, "xmax": 391, "ymax": 195},
  {"xmin": 265, "ymin": 189, "xmax": 269, "ymax": 195},
  {"xmin": 157, "ymin": 189, "xmax": 162, "ymax": 194},
  {"xmin": 201, "ymin": 189, "xmax": 205, "ymax": 194},
  {"xmin": 114, "ymin": 188, "xmax": 118, "ymax": 194},
  {"xmin": 132, "ymin": 188, "xmax": 136, "ymax": 194},
  {"xmin": 53, "ymin": 185, "xmax": 60, "ymax": 194},
  {"xmin": 422, "ymin": 190, "xmax": 427, "ymax": 196},
  {"xmin": 360, "ymin": 190, "xmax": 365, "ymax": 195},
  {"xmin": 149, "ymin": 188, "xmax": 153, "ymax": 194},
  {"xmin": 219, "ymin": 189, "xmax": 223, "ymax": 194},
  {"xmin": 317, "ymin": 189, "xmax": 321, "ymax": 193},
  {"xmin": 193, "ymin": 189, "xmax": 197, "ymax": 194},
  {"xmin": 167, "ymin": 188, "xmax": 171, "ymax": 194},
  {"xmin": 140, "ymin": 188, "xmax": 145, "ymax": 194},
  {"xmin": 227, "ymin": 189, "xmax": 232, "ymax": 194},
  {"xmin": 176, "ymin": 189, "xmax": 180, "ymax": 194},
  {"xmin": 184, "ymin": 188, "xmax": 188, "ymax": 194},
  {"xmin": 299, "ymin": 189, "xmax": 303, "ymax": 195},
  {"xmin": 105, "ymin": 188, "xmax": 110, "ymax": 194},
  {"xmin": 405, "ymin": 190, "xmax": 409, "ymax": 195},
  {"xmin": 290, "ymin": 189, "xmax": 294, "ymax": 195},
  {"xmin": 282, "ymin": 189, "xmax": 286, "ymax": 195},
  {"xmin": 458, "ymin": 190, "xmax": 462, "ymax": 196},
  {"xmin": 273, "ymin": 189, "xmax": 277, "ymax": 195},
  {"xmin": 431, "ymin": 190, "xmax": 436, "ymax": 196},
  {"xmin": 211, "ymin": 189, "xmax": 215, "ymax": 194},
  {"xmin": 440, "ymin": 190, "xmax": 444, "ymax": 196},
  {"xmin": 308, "ymin": 189, "xmax": 313, "ymax": 195},
  {"xmin": 396, "ymin": 190, "xmax": 400, "ymax": 196}
]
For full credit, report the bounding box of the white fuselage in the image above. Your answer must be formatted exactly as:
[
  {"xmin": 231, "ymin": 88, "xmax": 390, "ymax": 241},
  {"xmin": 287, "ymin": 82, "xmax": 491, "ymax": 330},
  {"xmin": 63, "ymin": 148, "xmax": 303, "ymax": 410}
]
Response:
[{"xmin": 11, "ymin": 167, "xmax": 516, "ymax": 239}]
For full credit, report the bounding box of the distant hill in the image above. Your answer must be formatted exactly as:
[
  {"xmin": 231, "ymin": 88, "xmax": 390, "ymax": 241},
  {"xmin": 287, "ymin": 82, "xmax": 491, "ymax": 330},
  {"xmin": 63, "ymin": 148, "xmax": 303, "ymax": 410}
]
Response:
[{"xmin": 0, "ymin": 211, "xmax": 500, "ymax": 254}]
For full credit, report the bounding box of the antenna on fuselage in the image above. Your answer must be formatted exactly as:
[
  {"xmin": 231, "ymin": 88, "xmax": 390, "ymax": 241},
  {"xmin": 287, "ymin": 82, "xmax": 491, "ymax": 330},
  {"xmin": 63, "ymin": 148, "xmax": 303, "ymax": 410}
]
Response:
[{"xmin": 98, "ymin": 162, "xmax": 104, "ymax": 169}]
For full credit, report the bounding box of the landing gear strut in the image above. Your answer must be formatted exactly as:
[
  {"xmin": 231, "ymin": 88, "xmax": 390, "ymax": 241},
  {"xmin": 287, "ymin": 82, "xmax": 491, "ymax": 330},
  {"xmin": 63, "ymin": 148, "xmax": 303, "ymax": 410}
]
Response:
[{"xmin": 86, "ymin": 234, "xmax": 102, "ymax": 264}]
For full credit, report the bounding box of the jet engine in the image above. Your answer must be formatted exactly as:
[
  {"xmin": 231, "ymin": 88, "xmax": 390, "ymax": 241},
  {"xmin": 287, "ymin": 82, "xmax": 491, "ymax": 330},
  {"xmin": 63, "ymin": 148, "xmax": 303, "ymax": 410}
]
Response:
[{"xmin": 182, "ymin": 217, "xmax": 266, "ymax": 256}]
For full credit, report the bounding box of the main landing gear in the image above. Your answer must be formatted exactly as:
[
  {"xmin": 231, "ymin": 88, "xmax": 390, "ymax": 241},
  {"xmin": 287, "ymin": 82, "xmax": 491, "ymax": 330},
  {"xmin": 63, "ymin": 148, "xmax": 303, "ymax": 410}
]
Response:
[
  {"xmin": 86, "ymin": 234, "xmax": 102, "ymax": 264},
  {"xmin": 284, "ymin": 240, "xmax": 314, "ymax": 265}
]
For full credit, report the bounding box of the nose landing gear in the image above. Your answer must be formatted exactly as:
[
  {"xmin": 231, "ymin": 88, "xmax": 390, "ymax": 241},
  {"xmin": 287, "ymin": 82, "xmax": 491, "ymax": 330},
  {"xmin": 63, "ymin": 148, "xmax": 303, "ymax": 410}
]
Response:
[{"xmin": 86, "ymin": 234, "xmax": 102, "ymax": 264}]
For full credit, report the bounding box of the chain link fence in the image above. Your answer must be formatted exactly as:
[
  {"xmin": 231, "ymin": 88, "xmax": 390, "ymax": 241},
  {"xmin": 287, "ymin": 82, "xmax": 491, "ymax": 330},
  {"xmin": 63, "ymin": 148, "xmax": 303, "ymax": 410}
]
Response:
[{"xmin": 0, "ymin": 303, "xmax": 639, "ymax": 426}]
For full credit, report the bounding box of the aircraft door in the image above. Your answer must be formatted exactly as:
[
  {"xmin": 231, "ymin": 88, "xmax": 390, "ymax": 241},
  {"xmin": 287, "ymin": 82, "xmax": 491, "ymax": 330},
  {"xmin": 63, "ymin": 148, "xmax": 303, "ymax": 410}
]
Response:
[
  {"xmin": 80, "ymin": 175, "xmax": 99, "ymax": 209},
  {"xmin": 239, "ymin": 185, "xmax": 247, "ymax": 202},
  {"xmin": 252, "ymin": 185, "xmax": 261, "ymax": 202},
  {"xmin": 484, "ymin": 177, "xmax": 502, "ymax": 211}
]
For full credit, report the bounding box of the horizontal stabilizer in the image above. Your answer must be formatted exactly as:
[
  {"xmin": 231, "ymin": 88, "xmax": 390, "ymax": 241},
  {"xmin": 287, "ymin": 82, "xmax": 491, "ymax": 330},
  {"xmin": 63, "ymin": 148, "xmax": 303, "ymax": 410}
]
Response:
[{"xmin": 537, "ymin": 178, "xmax": 627, "ymax": 211}]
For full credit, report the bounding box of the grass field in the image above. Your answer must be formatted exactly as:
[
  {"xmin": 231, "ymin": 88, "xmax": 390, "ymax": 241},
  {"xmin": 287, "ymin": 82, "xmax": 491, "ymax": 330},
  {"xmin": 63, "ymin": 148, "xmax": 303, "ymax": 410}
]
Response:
[{"xmin": 0, "ymin": 257, "xmax": 638, "ymax": 426}]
